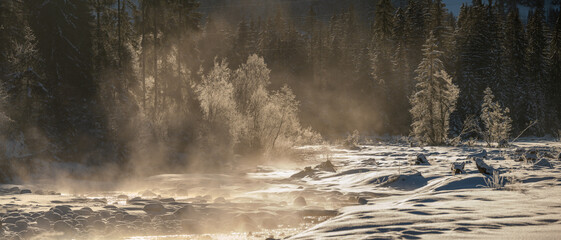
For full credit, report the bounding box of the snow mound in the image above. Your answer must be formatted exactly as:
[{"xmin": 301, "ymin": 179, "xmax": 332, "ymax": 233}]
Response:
[
  {"xmin": 435, "ymin": 176, "xmax": 488, "ymax": 191},
  {"xmin": 366, "ymin": 171, "xmax": 428, "ymax": 190}
]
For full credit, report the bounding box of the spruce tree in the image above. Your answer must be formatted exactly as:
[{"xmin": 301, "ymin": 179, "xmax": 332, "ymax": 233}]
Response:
[
  {"xmin": 525, "ymin": 7, "xmax": 548, "ymax": 135},
  {"xmin": 371, "ymin": 0, "xmax": 394, "ymax": 133},
  {"xmin": 502, "ymin": 9, "xmax": 528, "ymax": 132},
  {"xmin": 481, "ymin": 87, "xmax": 512, "ymax": 146},
  {"xmin": 410, "ymin": 32, "xmax": 459, "ymax": 145},
  {"xmin": 549, "ymin": 14, "xmax": 561, "ymax": 126}
]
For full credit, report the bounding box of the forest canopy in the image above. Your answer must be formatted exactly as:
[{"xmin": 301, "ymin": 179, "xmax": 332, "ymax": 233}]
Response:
[{"xmin": 0, "ymin": 0, "xmax": 560, "ymax": 176}]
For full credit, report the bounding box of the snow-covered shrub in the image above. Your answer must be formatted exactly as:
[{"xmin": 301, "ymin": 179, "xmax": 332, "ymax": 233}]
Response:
[
  {"xmin": 483, "ymin": 171, "xmax": 505, "ymax": 190},
  {"xmin": 343, "ymin": 129, "xmax": 360, "ymax": 149},
  {"xmin": 481, "ymin": 87, "xmax": 512, "ymax": 147},
  {"xmin": 196, "ymin": 59, "xmax": 240, "ymax": 163},
  {"xmin": 197, "ymin": 55, "xmax": 307, "ymax": 158}
]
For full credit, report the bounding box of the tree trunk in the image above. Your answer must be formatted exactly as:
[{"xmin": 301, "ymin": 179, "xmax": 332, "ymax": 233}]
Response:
[
  {"xmin": 141, "ymin": 2, "xmax": 146, "ymax": 110},
  {"xmin": 153, "ymin": 6, "xmax": 158, "ymax": 117}
]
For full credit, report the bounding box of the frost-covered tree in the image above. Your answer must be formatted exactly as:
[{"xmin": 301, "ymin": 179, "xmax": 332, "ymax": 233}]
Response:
[
  {"xmin": 410, "ymin": 32, "xmax": 459, "ymax": 145},
  {"xmin": 5, "ymin": 25, "xmax": 46, "ymax": 128},
  {"xmin": 481, "ymin": 87, "xmax": 512, "ymax": 146}
]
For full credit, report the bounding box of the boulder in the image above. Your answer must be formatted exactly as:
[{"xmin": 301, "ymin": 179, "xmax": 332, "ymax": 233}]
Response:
[
  {"xmin": 74, "ymin": 207, "xmax": 93, "ymax": 216},
  {"xmin": 173, "ymin": 205, "xmax": 196, "ymax": 219},
  {"xmin": 473, "ymin": 157, "xmax": 493, "ymax": 175},
  {"xmin": 314, "ymin": 160, "xmax": 336, "ymax": 172},
  {"xmin": 290, "ymin": 167, "xmax": 316, "ymax": 179},
  {"xmin": 411, "ymin": 154, "xmax": 429, "ymax": 165},
  {"xmin": 91, "ymin": 220, "xmax": 105, "ymax": 231},
  {"xmin": 53, "ymin": 220, "xmax": 74, "ymax": 234},
  {"xmin": 43, "ymin": 211, "xmax": 62, "ymax": 222},
  {"xmin": 19, "ymin": 189, "xmax": 31, "ymax": 194},
  {"xmin": 357, "ymin": 197, "xmax": 368, "ymax": 205},
  {"xmin": 293, "ymin": 196, "xmax": 307, "ymax": 207},
  {"xmin": 534, "ymin": 158, "xmax": 553, "ymax": 168},
  {"xmin": 52, "ymin": 206, "xmax": 72, "ymax": 215},
  {"xmin": 14, "ymin": 220, "xmax": 28, "ymax": 231},
  {"xmin": 451, "ymin": 162, "xmax": 466, "ymax": 175},
  {"xmin": 143, "ymin": 203, "xmax": 166, "ymax": 215},
  {"xmin": 35, "ymin": 217, "xmax": 51, "ymax": 229},
  {"xmin": 116, "ymin": 195, "xmax": 128, "ymax": 200},
  {"xmin": 522, "ymin": 151, "xmax": 538, "ymax": 163}
]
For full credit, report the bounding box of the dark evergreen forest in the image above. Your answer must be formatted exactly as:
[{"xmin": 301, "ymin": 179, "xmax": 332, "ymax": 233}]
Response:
[{"xmin": 1, "ymin": 0, "xmax": 560, "ymax": 177}]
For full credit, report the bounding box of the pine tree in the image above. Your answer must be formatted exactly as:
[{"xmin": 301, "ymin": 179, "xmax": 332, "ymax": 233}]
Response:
[
  {"xmin": 455, "ymin": 2, "xmax": 499, "ymax": 129},
  {"xmin": 371, "ymin": 0, "xmax": 394, "ymax": 133},
  {"xmin": 525, "ymin": 7, "xmax": 548, "ymax": 135},
  {"xmin": 481, "ymin": 87, "xmax": 512, "ymax": 146},
  {"xmin": 392, "ymin": 7, "xmax": 412, "ymax": 133},
  {"xmin": 5, "ymin": 25, "xmax": 46, "ymax": 127},
  {"xmin": 410, "ymin": 32, "xmax": 459, "ymax": 145},
  {"xmin": 550, "ymin": 14, "xmax": 561, "ymax": 126},
  {"xmin": 27, "ymin": 0, "xmax": 97, "ymax": 144},
  {"xmin": 502, "ymin": 8, "xmax": 528, "ymax": 132}
]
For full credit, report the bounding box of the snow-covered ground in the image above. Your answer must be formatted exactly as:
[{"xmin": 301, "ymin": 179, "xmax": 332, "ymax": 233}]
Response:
[{"xmin": 1, "ymin": 138, "xmax": 560, "ymax": 239}]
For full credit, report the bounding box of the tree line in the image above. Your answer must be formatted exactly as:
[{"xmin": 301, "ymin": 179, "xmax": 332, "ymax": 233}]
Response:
[{"xmin": 0, "ymin": 0, "xmax": 560, "ymax": 169}]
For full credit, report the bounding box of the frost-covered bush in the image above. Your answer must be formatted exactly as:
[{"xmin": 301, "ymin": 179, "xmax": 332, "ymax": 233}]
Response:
[
  {"xmin": 343, "ymin": 129, "xmax": 360, "ymax": 149},
  {"xmin": 483, "ymin": 171, "xmax": 505, "ymax": 190},
  {"xmin": 196, "ymin": 59, "xmax": 240, "ymax": 161},
  {"xmin": 481, "ymin": 87, "xmax": 512, "ymax": 147},
  {"xmin": 196, "ymin": 55, "xmax": 309, "ymax": 157}
]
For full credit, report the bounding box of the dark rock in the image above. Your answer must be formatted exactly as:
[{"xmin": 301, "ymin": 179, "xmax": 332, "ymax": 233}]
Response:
[
  {"xmin": 53, "ymin": 205, "xmax": 72, "ymax": 215},
  {"xmin": 19, "ymin": 189, "xmax": 31, "ymax": 194},
  {"xmin": 451, "ymin": 162, "xmax": 466, "ymax": 175},
  {"xmin": 474, "ymin": 158, "xmax": 493, "ymax": 175},
  {"xmin": 523, "ymin": 151, "xmax": 538, "ymax": 163},
  {"xmin": 74, "ymin": 207, "xmax": 93, "ymax": 216},
  {"xmin": 116, "ymin": 195, "xmax": 128, "ymax": 200},
  {"xmin": 91, "ymin": 220, "xmax": 105, "ymax": 231},
  {"xmin": 14, "ymin": 220, "xmax": 28, "ymax": 231},
  {"xmin": 128, "ymin": 197, "xmax": 142, "ymax": 203},
  {"xmin": 99, "ymin": 210, "xmax": 110, "ymax": 219},
  {"xmin": 314, "ymin": 160, "xmax": 336, "ymax": 172},
  {"xmin": 143, "ymin": 203, "xmax": 166, "ymax": 215},
  {"xmin": 534, "ymin": 158, "xmax": 553, "ymax": 168},
  {"xmin": 558, "ymin": 152, "xmax": 561, "ymax": 161},
  {"xmin": 36, "ymin": 217, "xmax": 51, "ymax": 228},
  {"xmin": 9, "ymin": 187, "xmax": 20, "ymax": 193},
  {"xmin": 357, "ymin": 197, "xmax": 368, "ymax": 205},
  {"xmin": 290, "ymin": 167, "xmax": 316, "ymax": 179},
  {"xmin": 411, "ymin": 154, "xmax": 430, "ymax": 165},
  {"xmin": 173, "ymin": 205, "xmax": 196, "ymax": 219},
  {"xmin": 53, "ymin": 220, "xmax": 74, "ymax": 234},
  {"xmin": 123, "ymin": 214, "xmax": 139, "ymax": 222},
  {"xmin": 2, "ymin": 217, "xmax": 23, "ymax": 224},
  {"xmin": 160, "ymin": 198, "xmax": 175, "ymax": 203},
  {"xmin": 293, "ymin": 196, "xmax": 307, "ymax": 207}
]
